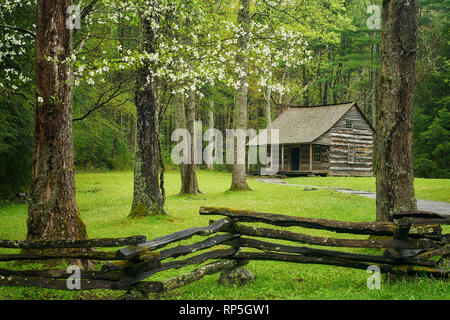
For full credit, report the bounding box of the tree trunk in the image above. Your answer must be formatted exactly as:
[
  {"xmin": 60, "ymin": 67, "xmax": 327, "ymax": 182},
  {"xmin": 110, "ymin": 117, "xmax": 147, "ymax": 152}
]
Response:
[
  {"xmin": 27, "ymin": 0, "xmax": 88, "ymax": 244},
  {"xmin": 323, "ymin": 80, "xmax": 329, "ymax": 105},
  {"xmin": 112, "ymin": 131, "xmax": 119, "ymax": 159},
  {"xmin": 174, "ymin": 92, "xmax": 187, "ymax": 191},
  {"xmin": 372, "ymin": 43, "xmax": 380, "ymax": 128},
  {"xmin": 265, "ymin": 71, "xmax": 272, "ymax": 127},
  {"xmin": 376, "ymin": 0, "xmax": 418, "ymax": 221},
  {"xmin": 129, "ymin": 16, "xmax": 165, "ymax": 218},
  {"xmin": 332, "ymin": 63, "xmax": 342, "ymax": 104},
  {"xmin": 302, "ymin": 66, "xmax": 309, "ymax": 105},
  {"xmin": 278, "ymin": 67, "xmax": 287, "ymax": 105},
  {"xmin": 323, "ymin": 50, "xmax": 332, "ymax": 105},
  {"xmin": 207, "ymin": 101, "xmax": 214, "ymax": 170},
  {"xmin": 227, "ymin": 105, "xmax": 232, "ymax": 130},
  {"xmin": 129, "ymin": 115, "xmax": 136, "ymax": 154},
  {"xmin": 179, "ymin": 90, "xmax": 202, "ymax": 195},
  {"xmin": 230, "ymin": 0, "xmax": 251, "ymax": 191}
]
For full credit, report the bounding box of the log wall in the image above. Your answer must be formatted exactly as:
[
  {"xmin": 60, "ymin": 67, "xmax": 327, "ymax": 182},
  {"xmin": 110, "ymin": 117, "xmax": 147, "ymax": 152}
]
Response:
[
  {"xmin": 327, "ymin": 106, "xmax": 375, "ymax": 177},
  {"xmin": 278, "ymin": 106, "xmax": 374, "ymax": 176}
]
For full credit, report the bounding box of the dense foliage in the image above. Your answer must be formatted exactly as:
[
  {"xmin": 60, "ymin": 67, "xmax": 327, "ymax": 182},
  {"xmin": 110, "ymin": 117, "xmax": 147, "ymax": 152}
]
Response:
[
  {"xmin": 0, "ymin": 0, "xmax": 448, "ymax": 198},
  {"xmin": 413, "ymin": 0, "xmax": 449, "ymax": 178}
]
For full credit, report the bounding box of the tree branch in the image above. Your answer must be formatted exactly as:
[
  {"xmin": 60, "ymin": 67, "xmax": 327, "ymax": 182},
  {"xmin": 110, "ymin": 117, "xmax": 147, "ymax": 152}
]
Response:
[
  {"xmin": 0, "ymin": 24, "xmax": 35, "ymax": 37},
  {"xmin": 72, "ymin": 83, "xmax": 132, "ymax": 121}
]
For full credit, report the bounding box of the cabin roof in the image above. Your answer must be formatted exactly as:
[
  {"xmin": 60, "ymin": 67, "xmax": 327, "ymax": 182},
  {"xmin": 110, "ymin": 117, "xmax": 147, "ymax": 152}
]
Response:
[{"xmin": 248, "ymin": 102, "xmax": 367, "ymax": 146}]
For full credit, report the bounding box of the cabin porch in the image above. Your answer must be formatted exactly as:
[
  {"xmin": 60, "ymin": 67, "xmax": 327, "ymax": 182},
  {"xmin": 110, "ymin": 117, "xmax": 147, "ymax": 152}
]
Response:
[{"xmin": 263, "ymin": 144, "xmax": 330, "ymax": 175}]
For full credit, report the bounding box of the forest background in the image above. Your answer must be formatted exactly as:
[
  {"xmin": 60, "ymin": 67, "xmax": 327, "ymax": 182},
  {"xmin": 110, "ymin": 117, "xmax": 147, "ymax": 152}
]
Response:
[{"xmin": 0, "ymin": 0, "xmax": 448, "ymax": 200}]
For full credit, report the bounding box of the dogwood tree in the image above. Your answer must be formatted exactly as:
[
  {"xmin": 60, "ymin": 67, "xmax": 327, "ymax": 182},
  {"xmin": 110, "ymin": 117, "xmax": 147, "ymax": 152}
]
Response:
[{"xmin": 0, "ymin": 0, "xmax": 319, "ymax": 219}]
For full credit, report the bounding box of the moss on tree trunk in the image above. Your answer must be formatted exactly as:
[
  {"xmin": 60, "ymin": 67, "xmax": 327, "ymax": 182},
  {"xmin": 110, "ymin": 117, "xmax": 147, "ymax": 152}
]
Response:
[
  {"xmin": 376, "ymin": 0, "xmax": 418, "ymax": 221},
  {"xmin": 179, "ymin": 90, "xmax": 202, "ymax": 195},
  {"xmin": 129, "ymin": 14, "xmax": 165, "ymax": 218},
  {"xmin": 230, "ymin": 0, "xmax": 252, "ymax": 192},
  {"xmin": 27, "ymin": 0, "xmax": 88, "ymax": 247}
]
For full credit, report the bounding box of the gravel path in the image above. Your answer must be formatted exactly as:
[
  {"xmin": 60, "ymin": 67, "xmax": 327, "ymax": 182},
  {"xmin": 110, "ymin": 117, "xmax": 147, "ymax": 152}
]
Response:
[{"xmin": 254, "ymin": 178, "xmax": 450, "ymax": 215}]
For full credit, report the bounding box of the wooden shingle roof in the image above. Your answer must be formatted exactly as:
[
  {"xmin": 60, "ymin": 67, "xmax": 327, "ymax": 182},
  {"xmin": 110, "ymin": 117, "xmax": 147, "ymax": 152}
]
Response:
[{"xmin": 248, "ymin": 102, "xmax": 358, "ymax": 146}]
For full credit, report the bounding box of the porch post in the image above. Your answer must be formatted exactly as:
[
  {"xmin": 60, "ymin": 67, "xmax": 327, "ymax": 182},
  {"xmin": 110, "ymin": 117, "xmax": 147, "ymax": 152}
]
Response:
[
  {"xmin": 309, "ymin": 143, "xmax": 313, "ymax": 172},
  {"xmin": 281, "ymin": 145, "xmax": 284, "ymax": 171},
  {"xmin": 299, "ymin": 146, "xmax": 302, "ymax": 171},
  {"xmin": 247, "ymin": 145, "xmax": 250, "ymax": 172}
]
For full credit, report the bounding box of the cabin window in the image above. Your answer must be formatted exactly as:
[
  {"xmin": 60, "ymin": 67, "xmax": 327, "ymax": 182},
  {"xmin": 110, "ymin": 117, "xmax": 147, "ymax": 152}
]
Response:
[
  {"xmin": 345, "ymin": 120, "xmax": 353, "ymax": 129},
  {"xmin": 348, "ymin": 146, "xmax": 356, "ymax": 163},
  {"xmin": 313, "ymin": 146, "xmax": 321, "ymax": 162}
]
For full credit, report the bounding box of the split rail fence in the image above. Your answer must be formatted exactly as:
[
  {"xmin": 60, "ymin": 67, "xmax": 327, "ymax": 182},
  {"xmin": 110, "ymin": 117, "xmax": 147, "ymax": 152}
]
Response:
[{"xmin": 0, "ymin": 207, "xmax": 449, "ymax": 294}]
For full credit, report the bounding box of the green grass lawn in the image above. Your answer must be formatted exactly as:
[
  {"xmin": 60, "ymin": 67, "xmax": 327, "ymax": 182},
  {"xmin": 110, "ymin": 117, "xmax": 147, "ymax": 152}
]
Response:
[
  {"xmin": 0, "ymin": 170, "xmax": 449, "ymax": 300},
  {"xmin": 286, "ymin": 176, "xmax": 450, "ymax": 203}
]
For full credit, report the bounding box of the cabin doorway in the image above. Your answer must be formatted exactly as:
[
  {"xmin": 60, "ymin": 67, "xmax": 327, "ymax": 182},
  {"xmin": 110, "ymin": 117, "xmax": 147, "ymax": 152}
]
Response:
[{"xmin": 290, "ymin": 148, "xmax": 300, "ymax": 171}]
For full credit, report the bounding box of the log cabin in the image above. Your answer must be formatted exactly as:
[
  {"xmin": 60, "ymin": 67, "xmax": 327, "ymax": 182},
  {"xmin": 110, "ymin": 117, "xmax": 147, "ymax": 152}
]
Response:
[{"xmin": 248, "ymin": 102, "xmax": 376, "ymax": 176}]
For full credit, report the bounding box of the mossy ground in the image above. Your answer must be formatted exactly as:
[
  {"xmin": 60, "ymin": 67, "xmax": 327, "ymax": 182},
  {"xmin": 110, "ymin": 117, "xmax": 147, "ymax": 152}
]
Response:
[{"xmin": 0, "ymin": 170, "xmax": 448, "ymax": 300}]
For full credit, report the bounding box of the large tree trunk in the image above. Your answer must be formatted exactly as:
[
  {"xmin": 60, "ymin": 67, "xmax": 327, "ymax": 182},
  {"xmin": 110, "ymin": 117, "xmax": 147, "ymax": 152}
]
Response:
[
  {"xmin": 129, "ymin": 16, "xmax": 165, "ymax": 218},
  {"xmin": 376, "ymin": 0, "xmax": 418, "ymax": 221},
  {"xmin": 230, "ymin": 0, "xmax": 251, "ymax": 191},
  {"xmin": 27, "ymin": 0, "xmax": 88, "ymax": 244},
  {"xmin": 179, "ymin": 90, "xmax": 202, "ymax": 195}
]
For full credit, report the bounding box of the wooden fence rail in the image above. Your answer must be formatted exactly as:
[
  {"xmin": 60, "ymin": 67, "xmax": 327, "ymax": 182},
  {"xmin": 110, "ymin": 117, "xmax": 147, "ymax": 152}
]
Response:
[
  {"xmin": 0, "ymin": 236, "xmax": 147, "ymax": 249},
  {"xmin": 0, "ymin": 207, "xmax": 448, "ymax": 294}
]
